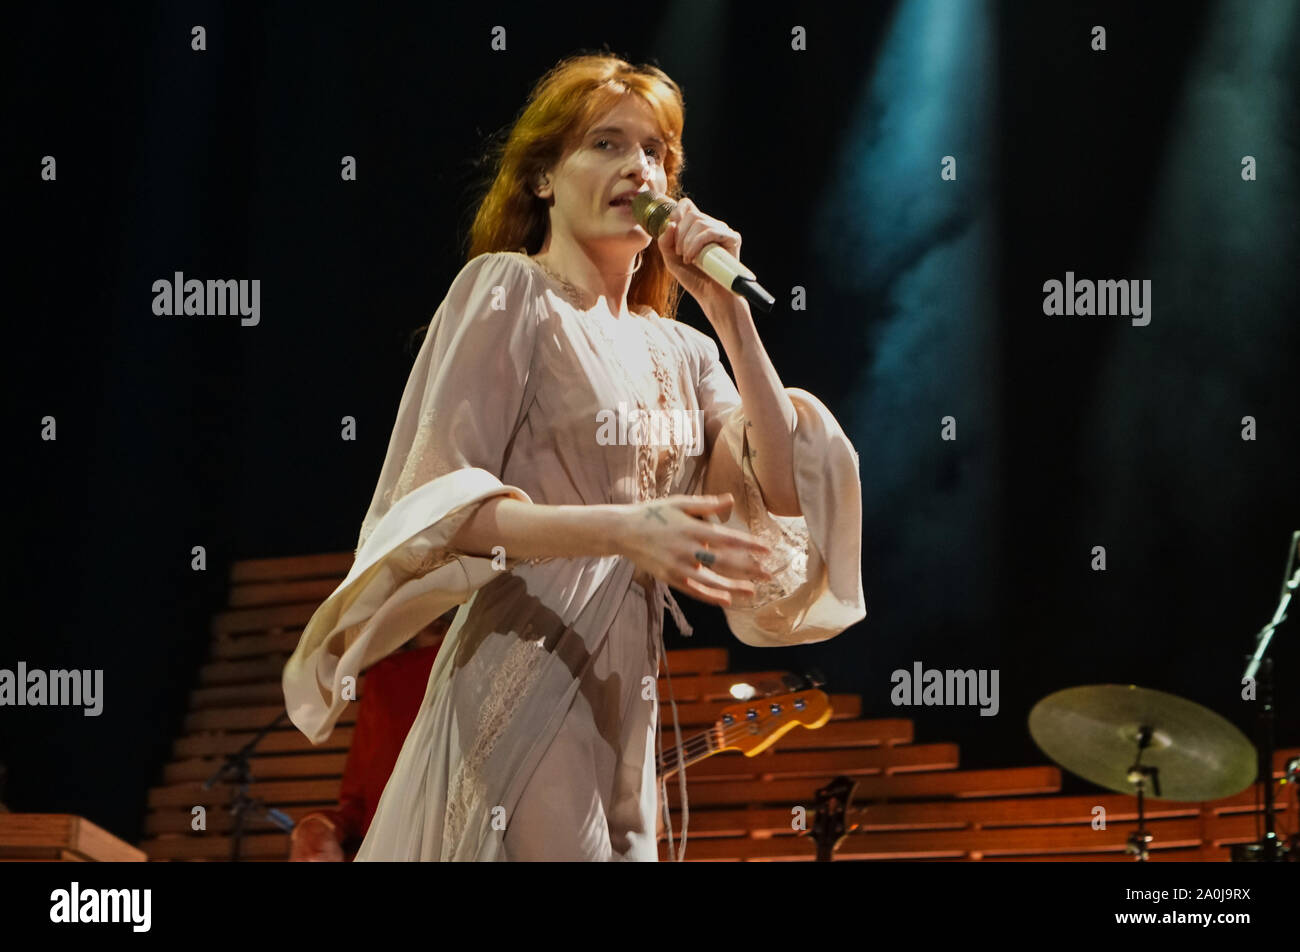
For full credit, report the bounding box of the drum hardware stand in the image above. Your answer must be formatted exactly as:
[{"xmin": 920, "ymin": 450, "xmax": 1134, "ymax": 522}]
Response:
[
  {"xmin": 1124, "ymin": 726, "xmax": 1160, "ymax": 861},
  {"xmin": 1031, "ymin": 685, "xmax": 1254, "ymax": 861}
]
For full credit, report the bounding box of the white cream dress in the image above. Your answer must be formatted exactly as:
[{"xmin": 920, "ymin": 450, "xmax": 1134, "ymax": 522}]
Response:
[{"xmin": 282, "ymin": 250, "xmax": 865, "ymax": 860}]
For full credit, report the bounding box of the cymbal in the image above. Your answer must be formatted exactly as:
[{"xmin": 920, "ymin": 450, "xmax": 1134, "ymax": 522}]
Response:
[{"xmin": 1029, "ymin": 684, "xmax": 1256, "ymax": 802}]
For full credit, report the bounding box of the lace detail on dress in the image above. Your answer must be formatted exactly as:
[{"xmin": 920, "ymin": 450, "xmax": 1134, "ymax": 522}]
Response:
[
  {"xmin": 735, "ymin": 416, "xmax": 811, "ymax": 609},
  {"xmin": 395, "ymin": 408, "xmax": 457, "ymax": 502},
  {"xmin": 444, "ymin": 628, "xmax": 551, "ymax": 855},
  {"xmin": 641, "ymin": 327, "xmax": 686, "ymax": 501},
  {"xmin": 523, "ymin": 251, "xmax": 685, "ymax": 503},
  {"xmin": 358, "ymin": 496, "xmax": 486, "ymax": 575},
  {"xmin": 388, "ymin": 503, "xmax": 480, "ymax": 577},
  {"xmin": 584, "ymin": 311, "xmax": 684, "ymax": 503},
  {"xmin": 355, "ymin": 407, "xmax": 459, "ymax": 558}
]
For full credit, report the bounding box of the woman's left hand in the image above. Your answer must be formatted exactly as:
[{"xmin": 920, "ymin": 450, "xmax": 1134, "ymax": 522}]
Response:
[{"xmin": 655, "ymin": 197, "xmax": 744, "ymax": 317}]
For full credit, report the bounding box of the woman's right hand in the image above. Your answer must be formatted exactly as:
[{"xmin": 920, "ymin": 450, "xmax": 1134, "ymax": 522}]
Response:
[{"xmin": 616, "ymin": 493, "xmax": 773, "ymax": 607}]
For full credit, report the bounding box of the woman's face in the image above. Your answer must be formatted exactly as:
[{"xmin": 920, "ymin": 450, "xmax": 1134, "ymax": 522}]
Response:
[{"xmin": 539, "ymin": 96, "xmax": 671, "ymax": 250}]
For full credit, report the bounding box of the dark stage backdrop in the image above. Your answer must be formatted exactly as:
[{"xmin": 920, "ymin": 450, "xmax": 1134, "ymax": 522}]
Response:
[{"xmin": 6, "ymin": 1, "xmax": 1297, "ymax": 845}]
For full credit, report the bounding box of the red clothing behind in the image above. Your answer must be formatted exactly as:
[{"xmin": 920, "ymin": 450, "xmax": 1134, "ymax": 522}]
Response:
[{"xmin": 308, "ymin": 642, "xmax": 441, "ymax": 856}]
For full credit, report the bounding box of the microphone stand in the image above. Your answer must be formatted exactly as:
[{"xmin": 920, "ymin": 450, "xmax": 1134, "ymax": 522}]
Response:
[
  {"xmin": 202, "ymin": 711, "xmax": 295, "ymax": 862},
  {"xmin": 1233, "ymin": 532, "xmax": 1298, "ymax": 862}
]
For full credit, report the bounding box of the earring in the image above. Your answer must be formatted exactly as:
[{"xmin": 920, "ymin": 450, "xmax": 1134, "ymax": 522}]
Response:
[{"xmin": 632, "ymin": 250, "xmax": 643, "ymax": 271}]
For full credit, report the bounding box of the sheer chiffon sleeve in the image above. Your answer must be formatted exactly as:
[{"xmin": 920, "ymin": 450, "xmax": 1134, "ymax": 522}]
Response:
[
  {"xmin": 689, "ymin": 328, "xmax": 866, "ymax": 648},
  {"xmin": 283, "ymin": 252, "xmax": 542, "ymax": 743}
]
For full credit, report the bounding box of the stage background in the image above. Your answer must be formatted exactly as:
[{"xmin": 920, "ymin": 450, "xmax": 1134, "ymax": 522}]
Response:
[{"xmin": 6, "ymin": 0, "xmax": 1297, "ymax": 845}]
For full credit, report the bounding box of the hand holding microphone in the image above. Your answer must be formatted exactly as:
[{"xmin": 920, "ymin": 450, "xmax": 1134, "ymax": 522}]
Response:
[{"xmin": 633, "ymin": 192, "xmax": 775, "ymax": 313}]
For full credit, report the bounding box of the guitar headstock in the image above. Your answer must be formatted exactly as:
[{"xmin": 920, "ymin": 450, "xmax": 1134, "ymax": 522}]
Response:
[
  {"xmin": 809, "ymin": 775, "xmax": 857, "ymax": 861},
  {"xmin": 712, "ymin": 689, "xmax": 832, "ymax": 758}
]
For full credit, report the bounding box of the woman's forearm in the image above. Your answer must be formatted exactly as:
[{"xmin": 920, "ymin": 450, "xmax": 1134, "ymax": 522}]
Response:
[
  {"xmin": 706, "ymin": 296, "xmax": 802, "ymax": 517},
  {"xmin": 448, "ymin": 496, "xmax": 629, "ymax": 561}
]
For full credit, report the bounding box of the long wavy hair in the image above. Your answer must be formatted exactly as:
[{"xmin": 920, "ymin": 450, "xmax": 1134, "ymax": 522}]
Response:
[{"xmin": 411, "ymin": 52, "xmax": 688, "ymax": 352}]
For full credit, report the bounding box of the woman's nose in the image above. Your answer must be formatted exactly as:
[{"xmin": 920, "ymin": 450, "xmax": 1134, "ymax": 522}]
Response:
[{"xmin": 626, "ymin": 150, "xmax": 653, "ymax": 179}]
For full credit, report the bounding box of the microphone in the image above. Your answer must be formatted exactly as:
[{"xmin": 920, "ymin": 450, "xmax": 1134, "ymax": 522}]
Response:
[{"xmin": 632, "ymin": 191, "xmax": 775, "ymax": 313}]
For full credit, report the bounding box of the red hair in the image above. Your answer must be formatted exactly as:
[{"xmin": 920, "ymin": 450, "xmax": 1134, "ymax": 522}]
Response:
[{"xmin": 465, "ymin": 51, "xmax": 688, "ymax": 321}]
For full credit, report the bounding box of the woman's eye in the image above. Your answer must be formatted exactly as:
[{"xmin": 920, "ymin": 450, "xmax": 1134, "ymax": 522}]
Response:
[{"xmin": 594, "ymin": 138, "xmax": 661, "ymax": 161}]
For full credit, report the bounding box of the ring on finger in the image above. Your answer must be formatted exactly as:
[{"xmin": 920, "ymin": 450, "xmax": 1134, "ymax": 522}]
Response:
[{"xmin": 694, "ymin": 549, "xmax": 716, "ymax": 567}]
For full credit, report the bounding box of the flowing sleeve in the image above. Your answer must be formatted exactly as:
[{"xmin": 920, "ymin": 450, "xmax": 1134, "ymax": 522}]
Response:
[
  {"xmin": 688, "ymin": 327, "xmax": 866, "ymax": 648},
  {"xmin": 282, "ymin": 252, "xmax": 542, "ymax": 744}
]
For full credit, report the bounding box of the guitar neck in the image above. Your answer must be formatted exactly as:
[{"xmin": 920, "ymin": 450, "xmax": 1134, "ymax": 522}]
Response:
[
  {"xmin": 653, "ymin": 689, "xmax": 831, "ymax": 780},
  {"xmin": 656, "ymin": 726, "xmax": 715, "ymax": 779}
]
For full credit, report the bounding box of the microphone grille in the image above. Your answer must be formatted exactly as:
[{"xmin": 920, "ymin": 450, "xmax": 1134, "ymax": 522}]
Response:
[{"xmin": 632, "ymin": 191, "xmax": 674, "ymax": 236}]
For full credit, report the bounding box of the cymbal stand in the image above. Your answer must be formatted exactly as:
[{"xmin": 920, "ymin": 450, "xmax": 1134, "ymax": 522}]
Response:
[{"xmin": 1124, "ymin": 726, "xmax": 1160, "ymax": 862}]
